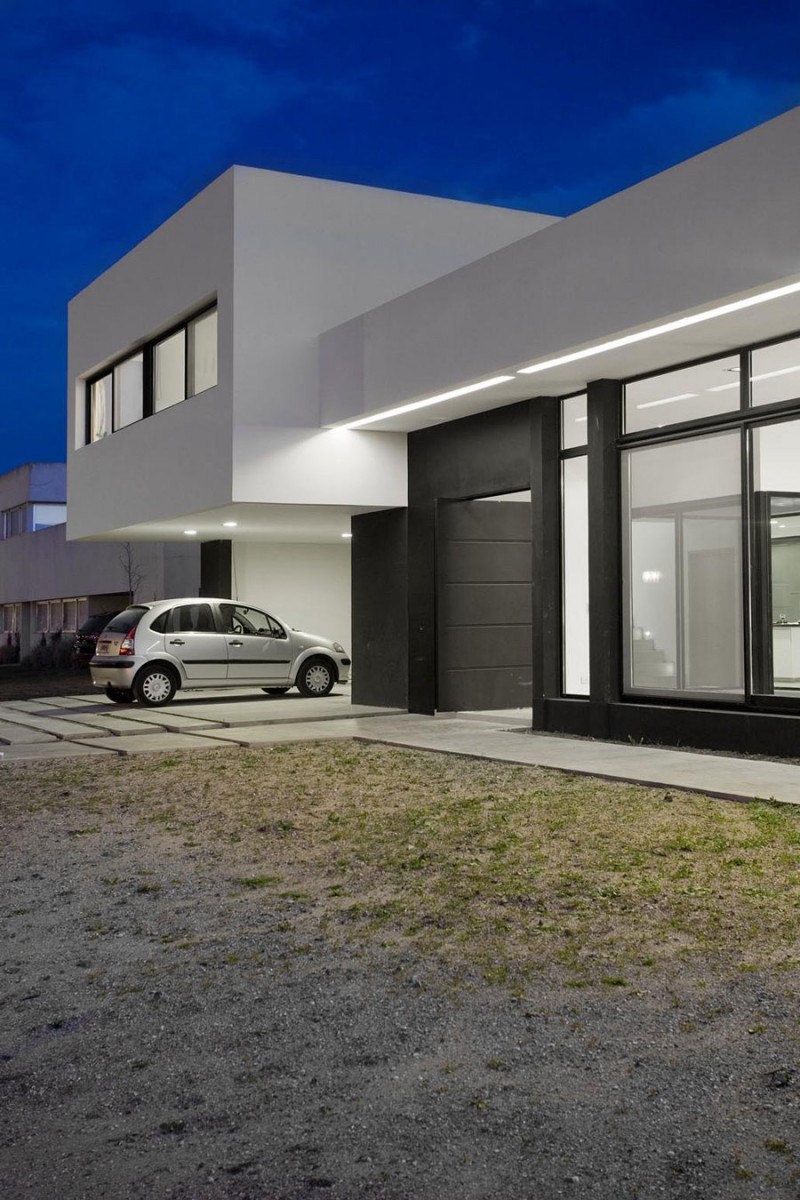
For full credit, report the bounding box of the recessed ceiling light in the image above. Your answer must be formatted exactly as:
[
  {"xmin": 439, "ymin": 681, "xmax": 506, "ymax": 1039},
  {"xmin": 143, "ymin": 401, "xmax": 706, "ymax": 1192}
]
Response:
[
  {"xmin": 223, "ymin": 521, "xmax": 237, "ymax": 527},
  {"xmin": 183, "ymin": 529, "xmax": 197, "ymax": 536},
  {"xmin": 341, "ymin": 532, "xmax": 353, "ymax": 539},
  {"xmin": 339, "ymin": 376, "xmax": 515, "ymax": 429}
]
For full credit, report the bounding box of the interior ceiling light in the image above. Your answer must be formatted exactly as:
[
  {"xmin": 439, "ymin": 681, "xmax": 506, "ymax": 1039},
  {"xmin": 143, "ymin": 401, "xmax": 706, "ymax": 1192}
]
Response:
[
  {"xmin": 339, "ymin": 376, "xmax": 515, "ymax": 429},
  {"xmin": 636, "ymin": 392, "xmax": 697, "ymax": 410},
  {"xmin": 183, "ymin": 529, "xmax": 197, "ymax": 536},
  {"xmin": 517, "ymin": 280, "xmax": 800, "ymax": 376},
  {"xmin": 341, "ymin": 532, "xmax": 353, "ymax": 539},
  {"xmin": 223, "ymin": 521, "xmax": 238, "ymax": 527},
  {"xmin": 751, "ymin": 364, "xmax": 800, "ymax": 382}
]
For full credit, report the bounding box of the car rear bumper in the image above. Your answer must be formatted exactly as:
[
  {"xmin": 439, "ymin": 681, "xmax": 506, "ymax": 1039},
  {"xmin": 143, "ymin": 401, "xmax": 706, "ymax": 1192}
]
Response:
[{"xmin": 89, "ymin": 656, "xmax": 140, "ymax": 689}]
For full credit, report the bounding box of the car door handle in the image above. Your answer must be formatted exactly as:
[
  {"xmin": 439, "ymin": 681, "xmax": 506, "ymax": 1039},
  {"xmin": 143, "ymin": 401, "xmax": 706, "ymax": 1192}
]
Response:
[
  {"xmin": 228, "ymin": 639, "xmax": 244, "ymax": 646},
  {"xmin": 169, "ymin": 638, "xmax": 186, "ymax": 645}
]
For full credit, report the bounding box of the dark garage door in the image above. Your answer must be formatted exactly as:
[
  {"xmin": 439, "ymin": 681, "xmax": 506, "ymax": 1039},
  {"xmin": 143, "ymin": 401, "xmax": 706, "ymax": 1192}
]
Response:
[{"xmin": 436, "ymin": 497, "xmax": 532, "ymax": 711}]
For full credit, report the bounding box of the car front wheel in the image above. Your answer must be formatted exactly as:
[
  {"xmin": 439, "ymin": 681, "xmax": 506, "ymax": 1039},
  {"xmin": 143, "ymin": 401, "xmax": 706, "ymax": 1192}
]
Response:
[
  {"xmin": 134, "ymin": 665, "xmax": 178, "ymax": 707},
  {"xmin": 106, "ymin": 684, "xmax": 134, "ymax": 704},
  {"xmin": 296, "ymin": 657, "xmax": 335, "ymax": 697}
]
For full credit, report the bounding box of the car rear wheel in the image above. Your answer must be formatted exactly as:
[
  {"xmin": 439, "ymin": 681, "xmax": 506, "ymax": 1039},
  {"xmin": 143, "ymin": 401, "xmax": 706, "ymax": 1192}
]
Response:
[
  {"xmin": 262, "ymin": 686, "xmax": 291, "ymax": 695},
  {"xmin": 296, "ymin": 657, "xmax": 335, "ymax": 697},
  {"xmin": 106, "ymin": 684, "xmax": 134, "ymax": 704},
  {"xmin": 134, "ymin": 664, "xmax": 178, "ymax": 707}
]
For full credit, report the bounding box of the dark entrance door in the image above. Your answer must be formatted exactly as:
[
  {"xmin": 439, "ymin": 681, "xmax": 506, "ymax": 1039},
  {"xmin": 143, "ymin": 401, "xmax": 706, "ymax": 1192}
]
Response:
[{"xmin": 436, "ymin": 496, "xmax": 532, "ymax": 711}]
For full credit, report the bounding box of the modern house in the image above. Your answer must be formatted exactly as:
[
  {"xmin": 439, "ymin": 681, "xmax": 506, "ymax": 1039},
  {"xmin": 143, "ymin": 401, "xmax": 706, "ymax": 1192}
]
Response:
[
  {"xmin": 0, "ymin": 461, "xmax": 199, "ymax": 659},
  {"xmin": 68, "ymin": 106, "xmax": 800, "ymax": 755}
]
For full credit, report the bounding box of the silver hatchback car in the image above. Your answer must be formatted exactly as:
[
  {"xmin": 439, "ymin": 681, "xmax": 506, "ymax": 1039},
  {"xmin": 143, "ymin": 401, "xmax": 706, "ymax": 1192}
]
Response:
[{"xmin": 90, "ymin": 597, "xmax": 351, "ymax": 707}]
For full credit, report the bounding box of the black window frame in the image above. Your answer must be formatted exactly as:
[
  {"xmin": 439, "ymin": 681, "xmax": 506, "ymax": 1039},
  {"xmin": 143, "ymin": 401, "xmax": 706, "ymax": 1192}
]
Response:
[
  {"xmin": 83, "ymin": 300, "xmax": 217, "ymax": 447},
  {"xmin": 617, "ymin": 328, "xmax": 800, "ymax": 715}
]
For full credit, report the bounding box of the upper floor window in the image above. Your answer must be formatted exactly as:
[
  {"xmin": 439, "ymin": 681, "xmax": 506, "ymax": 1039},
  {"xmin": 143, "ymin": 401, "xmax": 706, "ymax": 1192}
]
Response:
[
  {"xmin": 84, "ymin": 303, "xmax": 217, "ymax": 444},
  {"xmin": 32, "ymin": 503, "xmax": 66, "ymax": 530}
]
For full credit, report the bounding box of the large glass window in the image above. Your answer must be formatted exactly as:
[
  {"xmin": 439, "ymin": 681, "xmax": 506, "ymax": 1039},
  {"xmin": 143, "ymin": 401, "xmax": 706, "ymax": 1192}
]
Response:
[
  {"xmin": 114, "ymin": 353, "xmax": 144, "ymax": 428},
  {"xmin": 188, "ymin": 308, "xmax": 218, "ymax": 396},
  {"xmin": 622, "ymin": 432, "xmax": 743, "ymax": 696},
  {"xmin": 751, "ymin": 337, "xmax": 800, "ymax": 408},
  {"xmin": 562, "ymin": 455, "xmax": 589, "ymax": 695},
  {"xmin": 752, "ymin": 418, "xmax": 800, "ymax": 696},
  {"xmin": 154, "ymin": 329, "xmax": 186, "ymax": 412},
  {"xmin": 625, "ymin": 356, "xmax": 741, "ymax": 433}
]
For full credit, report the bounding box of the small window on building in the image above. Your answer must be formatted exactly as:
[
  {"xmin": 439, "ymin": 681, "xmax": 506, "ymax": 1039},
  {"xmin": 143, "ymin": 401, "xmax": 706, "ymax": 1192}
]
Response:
[
  {"xmin": 154, "ymin": 329, "xmax": 186, "ymax": 412},
  {"xmin": 114, "ymin": 352, "xmax": 144, "ymax": 428},
  {"xmin": 2, "ymin": 504, "xmax": 28, "ymax": 538},
  {"xmin": 32, "ymin": 504, "xmax": 66, "ymax": 531},
  {"xmin": 63, "ymin": 600, "xmax": 77, "ymax": 632},
  {"xmin": 49, "ymin": 601, "xmax": 63, "ymax": 631},
  {"xmin": 751, "ymin": 337, "xmax": 800, "ymax": 408},
  {"xmin": 35, "ymin": 602, "xmax": 48, "ymax": 632},
  {"xmin": 90, "ymin": 373, "xmax": 112, "ymax": 441},
  {"xmin": 625, "ymin": 356, "xmax": 741, "ymax": 433},
  {"xmin": 188, "ymin": 308, "xmax": 218, "ymax": 396}
]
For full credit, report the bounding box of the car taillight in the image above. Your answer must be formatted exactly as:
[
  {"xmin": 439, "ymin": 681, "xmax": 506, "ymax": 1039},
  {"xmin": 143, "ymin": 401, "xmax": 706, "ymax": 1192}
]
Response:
[{"xmin": 119, "ymin": 624, "xmax": 138, "ymax": 655}]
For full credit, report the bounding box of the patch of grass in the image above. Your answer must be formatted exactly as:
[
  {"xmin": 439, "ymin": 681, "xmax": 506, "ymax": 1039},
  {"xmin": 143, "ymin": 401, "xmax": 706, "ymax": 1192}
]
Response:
[
  {"xmin": 235, "ymin": 875, "xmax": 282, "ymax": 890},
  {"xmin": 4, "ymin": 742, "xmax": 800, "ymax": 987}
]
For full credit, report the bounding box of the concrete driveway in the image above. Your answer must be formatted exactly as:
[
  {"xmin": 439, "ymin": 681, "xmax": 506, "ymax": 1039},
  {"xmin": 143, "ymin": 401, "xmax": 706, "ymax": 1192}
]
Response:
[
  {"xmin": 3, "ymin": 686, "xmax": 800, "ymax": 807},
  {"xmin": 0, "ymin": 685, "xmax": 403, "ymax": 763}
]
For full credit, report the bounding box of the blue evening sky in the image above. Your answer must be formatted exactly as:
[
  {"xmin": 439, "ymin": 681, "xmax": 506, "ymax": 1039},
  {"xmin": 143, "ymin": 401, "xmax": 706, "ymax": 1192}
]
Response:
[{"xmin": 2, "ymin": 0, "xmax": 799, "ymax": 474}]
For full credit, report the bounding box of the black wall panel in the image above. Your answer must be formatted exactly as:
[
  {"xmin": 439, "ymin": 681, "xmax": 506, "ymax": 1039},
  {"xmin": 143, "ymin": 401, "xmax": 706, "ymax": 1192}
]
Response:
[
  {"xmin": 351, "ymin": 508, "xmax": 408, "ymax": 707},
  {"xmin": 437, "ymin": 498, "xmax": 532, "ymax": 711},
  {"xmin": 200, "ymin": 541, "xmax": 232, "ymax": 598}
]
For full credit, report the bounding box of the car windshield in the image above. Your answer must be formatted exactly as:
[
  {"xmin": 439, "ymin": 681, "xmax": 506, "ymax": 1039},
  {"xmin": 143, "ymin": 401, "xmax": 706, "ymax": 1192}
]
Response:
[{"xmin": 102, "ymin": 606, "xmax": 149, "ymax": 633}]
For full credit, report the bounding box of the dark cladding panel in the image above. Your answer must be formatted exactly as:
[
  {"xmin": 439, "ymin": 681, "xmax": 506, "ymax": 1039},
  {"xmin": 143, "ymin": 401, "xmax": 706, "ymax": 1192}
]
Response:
[
  {"xmin": 443, "ymin": 581, "xmax": 531, "ymax": 626},
  {"xmin": 351, "ymin": 508, "xmax": 408, "ymax": 708},
  {"xmin": 437, "ymin": 498, "xmax": 532, "ymax": 711},
  {"xmin": 200, "ymin": 540, "xmax": 232, "ymax": 598}
]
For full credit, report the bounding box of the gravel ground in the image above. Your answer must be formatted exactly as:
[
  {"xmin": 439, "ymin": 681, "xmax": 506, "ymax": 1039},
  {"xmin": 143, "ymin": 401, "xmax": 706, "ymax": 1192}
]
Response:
[{"xmin": 2, "ymin": 750, "xmax": 800, "ymax": 1199}]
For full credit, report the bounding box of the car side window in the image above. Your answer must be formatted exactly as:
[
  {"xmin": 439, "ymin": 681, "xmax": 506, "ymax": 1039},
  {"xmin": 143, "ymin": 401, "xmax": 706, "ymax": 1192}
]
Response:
[
  {"xmin": 169, "ymin": 603, "xmax": 216, "ymax": 633},
  {"xmin": 267, "ymin": 615, "xmax": 287, "ymax": 639},
  {"xmin": 222, "ymin": 604, "xmax": 276, "ymax": 637},
  {"xmin": 150, "ymin": 610, "xmax": 170, "ymax": 634}
]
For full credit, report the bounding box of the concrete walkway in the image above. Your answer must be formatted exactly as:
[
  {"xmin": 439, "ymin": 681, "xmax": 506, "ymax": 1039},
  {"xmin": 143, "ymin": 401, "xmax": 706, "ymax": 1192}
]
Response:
[{"xmin": 2, "ymin": 689, "xmax": 800, "ymax": 807}]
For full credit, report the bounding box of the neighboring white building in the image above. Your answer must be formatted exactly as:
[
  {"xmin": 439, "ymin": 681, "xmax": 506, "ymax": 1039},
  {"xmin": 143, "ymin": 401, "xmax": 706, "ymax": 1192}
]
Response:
[
  {"xmin": 67, "ymin": 107, "xmax": 800, "ymax": 756},
  {"xmin": 0, "ymin": 462, "xmax": 199, "ymax": 659}
]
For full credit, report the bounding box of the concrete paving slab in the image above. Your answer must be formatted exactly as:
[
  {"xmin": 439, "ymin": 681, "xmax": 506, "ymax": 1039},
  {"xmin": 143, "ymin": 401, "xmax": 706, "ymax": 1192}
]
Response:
[
  {"xmin": 354, "ymin": 716, "xmax": 800, "ymax": 806},
  {"xmin": 0, "ymin": 710, "xmax": 113, "ymax": 739},
  {"xmin": 187, "ymin": 719, "xmax": 374, "ymax": 747},
  {"xmin": 169, "ymin": 698, "xmax": 402, "ymax": 727},
  {"xmin": 40, "ymin": 695, "xmax": 106, "ymax": 709},
  {"xmin": 0, "ymin": 699, "xmax": 62, "ymax": 712},
  {"xmin": 0, "ymin": 741, "xmax": 115, "ymax": 763},
  {"xmin": 0, "ymin": 722, "xmax": 59, "ymax": 745},
  {"xmin": 53, "ymin": 713, "xmax": 167, "ymax": 736},
  {"xmin": 111, "ymin": 710, "xmax": 226, "ymax": 733},
  {"xmin": 72, "ymin": 731, "xmax": 236, "ymax": 756}
]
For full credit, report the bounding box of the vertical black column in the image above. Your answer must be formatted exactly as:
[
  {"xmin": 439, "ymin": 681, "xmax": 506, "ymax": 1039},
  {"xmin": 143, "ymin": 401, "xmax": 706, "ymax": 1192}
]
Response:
[
  {"xmin": 200, "ymin": 540, "xmax": 232, "ymax": 598},
  {"xmin": 530, "ymin": 397, "xmax": 562, "ymax": 729},
  {"xmin": 351, "ymin": 509, "xmax": 409, "ymax": 707},
  {"xmin": 407, "ymin": 501, "xmax": 437, "ymax": 714},
  {"xmin": 587, "ymin": 379, "xmax": 623, "ymax": 738}
]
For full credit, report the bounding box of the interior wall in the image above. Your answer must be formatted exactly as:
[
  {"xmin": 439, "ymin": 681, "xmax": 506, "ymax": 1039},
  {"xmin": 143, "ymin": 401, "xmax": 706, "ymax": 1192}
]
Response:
[{"xmin": 232, "ymin": 542, "xmax": 351, "ymax": 649}]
